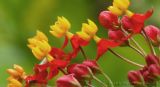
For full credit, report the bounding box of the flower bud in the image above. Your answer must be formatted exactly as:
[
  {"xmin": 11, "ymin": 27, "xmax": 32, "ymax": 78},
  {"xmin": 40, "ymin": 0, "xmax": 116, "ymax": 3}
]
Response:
[
  {"xmin": 67, "ymin": 64, "xmax": 91, "ymax": 80},
  {"xmin": 145, "ymin": 54, "xmax": 159, "ymax": 66},
  {"xmin": 82, "ymin": 60, "xmax": 100, "ymax": 74},
  {"xmin": 144, "ymin": 25, "xmax": 160, "ymax": 46},
  {"xmin": 99, "ymin": 11, "xmax": 119, "ymax": 30},
  {"xmin": 7, "ymin": 69, "xmax": 20, "ymax": 77},
  {"xmin": 56, "ymin": 74, "xmax": 82, "ymax": 87},
  {"xmin": 108, "ymin": 30, "xmax": 125, "ymax": 41},
  {"xmin": 128, "ymin": 71, "xmax": 144, "ymax": 86},
  {"xmin": 148, "ymin": 64, "xmax": 160, "ymax": 79}
]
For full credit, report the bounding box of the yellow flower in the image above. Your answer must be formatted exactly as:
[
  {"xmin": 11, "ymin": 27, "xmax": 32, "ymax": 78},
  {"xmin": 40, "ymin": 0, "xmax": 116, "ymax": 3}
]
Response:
[
  {"xmin": 76, "ymin": 19, "xmax": 98, "ymax": 41},
  {"xmin": 27, "ymin": 31, "xmax": 51, "ymax": 60},
  {"xmin": 50, "ymin": 16, "xmax": 71, "ymax": 38},
  {"xmin": 7, "ymin": 64, "xmax": 26, "ymax": 87},
  {"xmin": 108, "ymin": 0, "xmax": 132, "ymax": 16}
]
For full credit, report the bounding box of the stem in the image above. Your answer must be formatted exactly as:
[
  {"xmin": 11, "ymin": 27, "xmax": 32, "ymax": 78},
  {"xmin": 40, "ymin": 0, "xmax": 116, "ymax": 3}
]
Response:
[
  {"xmin": 121, "ymin": 28, "xmax": 147, "ymax": 56},
  {"xmin": 141, "ymin": 30, "xmax": 156, "ymax": 55},
  {"xmin": 100, "ymin": 71, "xmax": 114, "ymax": 87},
  {"xmin": 128, "ymin": 44, "xmax": 145, "ymax": 57},
  {"xmin": 109, "ymin": 49, "xmax": 144, "ymax": 68},
  {"xmin": 58, "ymin": 68, "xmax": 67, "ymax": 75},
  {"xmin": 92, "ymin": 76, "xmax": 107, "ymax": 87},
  {"xmin": 87, "ymin": 67, "xmax": 108, "ymax": 87},
  {"xmin": 88, "ymin": 80, "xmax": 92, "ymax": 87},
  {"xmin": 80, "ymin": 46, "xmax": 87, "ymax": 60}
]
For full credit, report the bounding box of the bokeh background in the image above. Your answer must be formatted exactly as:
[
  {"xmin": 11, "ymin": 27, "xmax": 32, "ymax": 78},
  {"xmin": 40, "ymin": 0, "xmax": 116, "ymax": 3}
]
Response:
[{"xmin": 0, "ymin": 0, "xmax": 160, "ymax": 86}]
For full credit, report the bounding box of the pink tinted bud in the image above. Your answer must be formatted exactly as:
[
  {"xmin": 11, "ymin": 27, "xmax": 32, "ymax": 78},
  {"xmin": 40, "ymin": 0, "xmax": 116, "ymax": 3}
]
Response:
[
  {"xmin": 56, "ymin": 74, "xmax": 82, "ymax": 87},
  {"xmin": 82, "ymin": 60, "xmax": 100, "ymax": 74},
  {"xmin": 128, "ymin": 71, "xmax": 143, "ymax": 86},
  {"xmin": 148, "ymin": 64, "xmax": 160, "ymax": 79},
  {"xmin": 144, "ymin": 25, "xmax": 160, "ymax": 45},
  {"xmin": 121, "ymin": 16, "xmax": 133, "ymax": 32},
  {"xmin": 145, "ymin": 54, "xmax": 159, "ymax": 66},
  {"xmin": 67, "ymin": 64, "xmax": 91, "ymax": 80},
  {"xmin": 99, "ymin": 11, "xmax": 119, "ymax": 30}
]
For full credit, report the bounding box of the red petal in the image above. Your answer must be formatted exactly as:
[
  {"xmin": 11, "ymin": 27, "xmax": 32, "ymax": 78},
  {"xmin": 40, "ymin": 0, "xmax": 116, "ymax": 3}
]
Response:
[
  {"xmin": 48, "ymin": 66, "xmax": 59, "ymax": 80},
  {"xmin": 49, "ymin": 47, "xmax": 65, "ymax": 60},
  {"xmin": 70, "ymin": 35, "xmax": 89, "ymax": 58},
  {"xmin": 50, "ymin": 59, "xmax": 69, "ymax": 68},
  {"xmin": 96, "ymin": 39, "xmax": 121, "ymax": 60},
  {"xmin": 61, "ymin": 36, "xmax": 69, "ymax": 49}
]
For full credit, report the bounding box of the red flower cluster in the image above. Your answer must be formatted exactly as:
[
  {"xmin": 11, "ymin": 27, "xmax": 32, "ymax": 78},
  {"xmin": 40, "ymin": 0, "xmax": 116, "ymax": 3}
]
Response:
[{"xmin": 128, "ymin": 54, "xmax": 160, "ymax": 86}]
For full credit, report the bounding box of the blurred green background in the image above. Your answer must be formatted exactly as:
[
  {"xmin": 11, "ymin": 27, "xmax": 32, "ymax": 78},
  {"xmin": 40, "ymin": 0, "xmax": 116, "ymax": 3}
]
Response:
[{"xmin": 0, "ymin": 0, "xmax": 160, "ymax": 86}]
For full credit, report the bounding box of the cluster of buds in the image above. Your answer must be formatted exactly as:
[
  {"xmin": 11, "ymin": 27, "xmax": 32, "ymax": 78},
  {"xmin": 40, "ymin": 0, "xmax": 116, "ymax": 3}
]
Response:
[
  {"xmin": 6, "ymin": 0, "xmax": 160, "ymax": 87},
  {"xmin": 128, "ymin": 54, "xmax": 160, "ymax": 86}
]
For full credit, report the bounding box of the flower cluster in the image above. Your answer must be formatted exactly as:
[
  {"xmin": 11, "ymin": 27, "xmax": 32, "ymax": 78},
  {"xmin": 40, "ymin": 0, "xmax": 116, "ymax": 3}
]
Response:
[{"xmin": 6, "ymin": 0, "xmax": 160, "ymax": 87}]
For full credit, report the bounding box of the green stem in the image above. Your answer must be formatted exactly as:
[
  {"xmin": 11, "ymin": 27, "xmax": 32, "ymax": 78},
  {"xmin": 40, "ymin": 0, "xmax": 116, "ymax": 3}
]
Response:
[
  {"xmin": 121, "ymin": 27, "xmax": 147, "ymax": 56},
  {"xmin": 92, "ymin": 76, "xmax": 107, "ymax": 87},
  {"xmin": 128, "ymin": 44, "xmax": 145, "ymax": 57},
  {"xmin": 87, "ymin": 67, "xmax": 108, "ymax": 87},
  {"xmin": 100, "ymin": 71, "xmax": 114, "ymax": 87},
  {"xmin": 109, "ymin": 49, "xmax": 144, "ymax": 68},
  {"xmin": 141, "ymin": 30, "xmax": 156, "ymax": 55},
  {"xmin": 80, "ymin": 46, "xmax": 87, "ymax": 60}
]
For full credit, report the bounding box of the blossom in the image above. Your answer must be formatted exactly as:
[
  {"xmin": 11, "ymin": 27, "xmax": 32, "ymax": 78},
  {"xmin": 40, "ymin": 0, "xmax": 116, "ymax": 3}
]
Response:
[
  {"xmin": 28, "ymin": 30, "xmax": 52, "ymax": 60},
  {"xmin": 145, "ymin": 54, "xmax": 159, "ymax": 66},
  {"xmin": 144, "ymin": 25, "xmax": 160, "ymax": 46},
  {"xmin": 7, "ymin": 64, "xmax": 26, "ymax": 87},
  {"xmin": 50, "ymin": 16, "xmax": 71, "ymax": 38},
  {"xmin": 56, "ymin": 74, "xmax": 82, "ymax": 87},
  {"xmin": 99, "ymin": 11, "xmax": 119, "ymax": 30}
]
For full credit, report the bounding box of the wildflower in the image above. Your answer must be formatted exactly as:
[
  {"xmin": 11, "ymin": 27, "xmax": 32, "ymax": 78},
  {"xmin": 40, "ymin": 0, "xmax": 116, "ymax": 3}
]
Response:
[
  {"xmin": 148, "ymin": 64, "xmax": 160, "ymax": 79},
  {"xmin": 99, "ymin": 11, "xmax": 119, "ymax": 30},
  {"xmin": 28, "ymin": 30, "xmax": 52, "ymax": 60},
  {"xmin": 50, "ymin": 16, "xmax": 71, "ymax": 38},
  {"xmin": 56, "ymin": 74, "xmax": 82, "ymax": 87},
  {"xmin": 144, "ymin": 25, "xmax": 160, "ymax": 46},
  {"xmin": 7, "ymin": 64, "xmax": 26, "ymax": 87}
]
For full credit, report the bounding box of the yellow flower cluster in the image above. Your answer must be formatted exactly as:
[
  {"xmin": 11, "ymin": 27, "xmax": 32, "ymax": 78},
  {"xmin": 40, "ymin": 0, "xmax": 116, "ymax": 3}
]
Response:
[
  {"xmin": 27, "ymin": 31, "xmax": 52, "ymax": 60},
  {"xmin": 6, "ymin": 64, "xmax": 26, "ymax": 87},
  {"xmin": 76, "ymin": 19, "xmax": 98, "ymax": 41},
  {"xmin": 108, "ymin": 0, "xmax": 133, "ymax": 17}
]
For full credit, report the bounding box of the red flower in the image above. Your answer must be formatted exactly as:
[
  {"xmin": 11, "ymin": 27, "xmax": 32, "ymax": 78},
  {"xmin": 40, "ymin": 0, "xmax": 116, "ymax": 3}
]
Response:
[
  {"xmin": 128, "ymin": 70, "xmax": 144, "ymax": 86},
  {"xmin": 70, "ymin": 35, "xmax": 89, "ymax": 58},
  {"xmin": 56, "ymin": 74, "xmax": 82, "ymax": 87},
  {"xmin": 67, "ymin": 64, "xmax": 91, "ymax": 80},
  {"xmin": 121, "ymin": 9, "xmax": 153, "ymax": 34},
  {"xmin": 145, "ymin": 54, "xmax": 159, "ymax": 66},
  {"xmin": 144, "ymin": 25, "xmax": 160, "ymax": 45},
  {"xmin": 99, "ymin": 11, "xmax": 119, "ymax": 30}
]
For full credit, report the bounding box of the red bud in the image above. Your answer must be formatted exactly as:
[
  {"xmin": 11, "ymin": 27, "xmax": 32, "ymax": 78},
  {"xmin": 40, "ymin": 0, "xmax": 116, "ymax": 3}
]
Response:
[
  {"xmin": 148, "ymin": 64, "xmax": 160, "ymax": 79},
  {"xmin": 145, "ymin": 54, "xmax": 159, "ymax": 66},
  {"xmin": 99, "ymin": 11, "xmax": 119, "ymax": 30},
  {"xmin": 56, "ymin": 74, "xmax": 82, "ymax": 87}
]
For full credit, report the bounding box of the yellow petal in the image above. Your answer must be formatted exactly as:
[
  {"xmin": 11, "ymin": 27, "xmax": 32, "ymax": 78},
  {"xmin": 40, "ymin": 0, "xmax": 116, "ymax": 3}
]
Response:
[
  {"xmin": 13, "ymin": 64, "xmax": 24, "ymax": 75},
  {"xmin": 6, "ymin": 69, "xmax": 19, "ymax": 77},
  {"xmin": 108, "ymin": 6, "xmax": 123, "ymax": 16},
  {"xmin": 93, "ymin": 35, "xmax": 101, "ymax": 43},
  {"xmin": 66, "ymin": 32, "xmax": 74, "ymax": 39},
  {"xmin": 88, "ymin": 19, "xmax": 98, "ymax": 31},
  {"xmin": 7, "ymin": 78, "xmax": 22, "ymax": 87},
  {"xmin": 113, "ymin": 0, "xmax": 128, "ymax": 10},
  {"xmin": 35, "ymin": 30, "xmax": 48, "ymax": 42},
  {"xmin": 32, "ymin": 47, "xmax": 44, "ymax": 60},
  {"xmin": 50, "ymin": 30, "xmax": 62, "ymax": 38},
  {"xmin": 76, "ymin": 31, "xmax": 91, "ymax": 41},
  {"xmin": 125, "ymin": 10, "xmax": 134, "ymax": 17}
]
